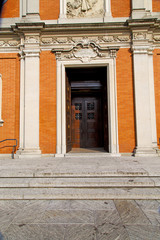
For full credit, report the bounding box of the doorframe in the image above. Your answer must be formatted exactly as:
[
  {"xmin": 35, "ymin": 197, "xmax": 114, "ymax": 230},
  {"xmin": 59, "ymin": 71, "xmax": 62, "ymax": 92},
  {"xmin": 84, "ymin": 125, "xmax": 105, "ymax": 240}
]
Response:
[{"xmin": 55, "ymin": 58, "xmax": 120, "ymax": 157}]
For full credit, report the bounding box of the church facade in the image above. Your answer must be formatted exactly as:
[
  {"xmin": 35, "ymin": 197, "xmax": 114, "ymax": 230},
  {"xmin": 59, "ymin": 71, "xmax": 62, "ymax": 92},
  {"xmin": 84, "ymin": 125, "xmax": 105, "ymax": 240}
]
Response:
[{"xmin": 0, "ymin": 0, "xmax": 160, "ymax": 157}]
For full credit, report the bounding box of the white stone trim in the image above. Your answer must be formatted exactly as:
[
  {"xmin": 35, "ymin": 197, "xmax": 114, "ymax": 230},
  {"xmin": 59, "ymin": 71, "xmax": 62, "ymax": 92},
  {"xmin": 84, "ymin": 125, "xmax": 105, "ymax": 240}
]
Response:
[
  {"xmin": 21, "ymin": 0, "xmax": 27, "ymax": 17},
  {"xmin": 27, "ymin": 0, "xmax": 39, "ymax": 14},
  {"xmin": 55, "ymin": 59, "xmax": 119, "ymax": 157},
  {"xmin": 132, "ymin": 46, "xmax": 158, "ymax": 156},
  {"xmin": 17, "ymin": 48, "xmax": 41, "ymax": 157},
  {"xmin": 104, "ymin": 0, "xmax": 112, "ymax": 18},
  {"xmin": 132, "ymin": 0, "xmax": 152, "ymax": 18},
  {"xmin": 19, "ymin": 52, "xmax": 25, "ymax": 150},
  {"xmin": 148, "ymin": 51, "xmax": 158, "ymax": 148},
  {"xmin": 0, "ymin": 74, "xmax": 4, "ymax": 127}
]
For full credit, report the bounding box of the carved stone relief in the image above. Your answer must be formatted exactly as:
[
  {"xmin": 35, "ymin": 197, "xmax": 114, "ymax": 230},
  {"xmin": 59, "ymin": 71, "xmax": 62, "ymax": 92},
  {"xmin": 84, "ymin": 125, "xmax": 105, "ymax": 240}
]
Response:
[
  {"xmin": 66, "ymin": 0, "xmax": 104, "ymax": 18},
  {"xmin": 25, "ymin": 36, "xmax": 39, "ymax": 44},
  {"xmin": 153, "ymin": 35, "xmax": 160, "ymax": 42},
  {"xmin": 41, "ymin": 35, "xmax": 131, "ymax": 46},
  {"xmin": 52, "ymin": 37, "xmax": 119, "ymax": 62},
  {"xmin": 0, "ymin": 40, "xmax": 20, "ymax": 47}
]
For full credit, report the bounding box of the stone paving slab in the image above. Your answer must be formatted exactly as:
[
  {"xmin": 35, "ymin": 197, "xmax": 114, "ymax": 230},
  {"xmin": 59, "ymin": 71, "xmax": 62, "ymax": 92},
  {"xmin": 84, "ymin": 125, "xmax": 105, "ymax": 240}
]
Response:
[{"xmin": 0, "ymin": 200, "xmax": 160, "ymax": 240}]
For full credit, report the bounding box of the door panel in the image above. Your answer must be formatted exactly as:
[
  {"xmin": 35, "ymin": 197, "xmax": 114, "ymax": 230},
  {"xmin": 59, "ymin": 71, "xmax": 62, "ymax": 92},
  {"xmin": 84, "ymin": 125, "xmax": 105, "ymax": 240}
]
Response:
[{"xmin": 71, "ymin": 96, "xmax": 102, "ymax": 148}]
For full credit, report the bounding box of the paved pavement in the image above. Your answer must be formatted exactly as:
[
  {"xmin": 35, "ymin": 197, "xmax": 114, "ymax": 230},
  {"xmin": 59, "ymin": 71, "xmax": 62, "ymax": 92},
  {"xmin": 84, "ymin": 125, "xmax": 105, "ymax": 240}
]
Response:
[
  {"xmin": 0, "ymin": 199, "xmax": 160, "ymax": 239},
  {"xmin": 0, "ymin": 156, "xmax": 160, "ymax": 239}
]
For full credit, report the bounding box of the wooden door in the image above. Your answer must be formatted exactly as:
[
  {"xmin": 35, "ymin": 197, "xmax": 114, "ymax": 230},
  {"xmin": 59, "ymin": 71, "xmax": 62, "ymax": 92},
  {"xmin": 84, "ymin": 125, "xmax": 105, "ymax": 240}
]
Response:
[
  {"xmin": 72, "ymin": 96, "xmax": 102, "ymax": 148},
  {"xmin": 66, "ymin": 74, "xmax": 72, "ymax": 152}
]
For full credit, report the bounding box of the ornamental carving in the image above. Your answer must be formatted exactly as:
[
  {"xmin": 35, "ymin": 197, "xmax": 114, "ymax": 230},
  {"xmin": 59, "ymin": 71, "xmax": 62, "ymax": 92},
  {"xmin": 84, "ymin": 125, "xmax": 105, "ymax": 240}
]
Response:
[
  {"xmin": 41, "ymin": 35, "xmax": 130, "ymax": 46},
  {"xmin": 153, "ymin": 35, "xmax": 160, "ymax": 42},
  {"xmin": 66, "ymin": 0, "xmax": 104, "ymax": 18},
  {"xmin": 52, "ymin": 38, "xmax": 119, "ymax": 62},
  {"xmin": 25, "ymin": 36, "xmax": 39, "ymax": 44},
  {"xmin": 0, "ymin": 40, "xmax": 20, "ymax": 47},
  {"xmin": 41, "ymin": 38, "xmax": 53, "ymax": 44},
  {"xmin": 99, "ymin": 36, "xmax": 114, "ymax": 42},
  {"xmin": 133, "ymin": 32, "xmax": 147, "ymax": 40}
]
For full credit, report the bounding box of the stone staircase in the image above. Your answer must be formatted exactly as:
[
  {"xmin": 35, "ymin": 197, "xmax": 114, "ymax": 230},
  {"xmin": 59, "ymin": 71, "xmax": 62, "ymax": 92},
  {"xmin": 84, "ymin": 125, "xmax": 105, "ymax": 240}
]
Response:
[{"xmin": 0, "ymin": 169, "xmax": 160, "ymax": 200}]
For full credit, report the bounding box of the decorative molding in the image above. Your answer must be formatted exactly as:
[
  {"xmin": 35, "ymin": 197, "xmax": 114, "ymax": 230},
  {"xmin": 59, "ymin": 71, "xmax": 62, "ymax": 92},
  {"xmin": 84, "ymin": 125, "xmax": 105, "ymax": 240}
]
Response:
[
  {"xmin": 0, "ymin": 40, "xmax": 20, "ymax": 47},
  {"xmin": 52, "ymin": 37, "xmax": 119, "ymax": 62},
  {"xmin": 133, "ymin": 32, "xmax": 147, "ymax": 40},
  {"xmin": 41, "ymin": 34, "xmax": 131, "ymax": 46},
  {"xmin": 132, "ymin": 45, "xmax": 153, "ymax": 55},
  {"xmin": 153, "ymin": 35, "xmax": 160, "ymax": 42},
  {"xmin": 25, "ymin": 36, "xmax": 39, "ymax": 44},
  {"xmin": 23, "ymin": 49, "xmax": 40, "ymax": 58}
]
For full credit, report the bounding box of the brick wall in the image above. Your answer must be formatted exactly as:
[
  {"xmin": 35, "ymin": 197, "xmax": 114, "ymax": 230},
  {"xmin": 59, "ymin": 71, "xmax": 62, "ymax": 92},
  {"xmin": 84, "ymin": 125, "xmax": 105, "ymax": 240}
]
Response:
[
  {"xmin": 40, "ymin": 51, "xmax": 56, "ymax": 154},
  {"xmin": 111, "ymin": 0, "xmax": 131, "ymax": 17},
  {"xmin": 153, "ymin": 0, "xmax": 160, "ymax": 12},
  {"xmin": 116, "ymin": 48, "xmax": 136, "ymax": 153},
  {"xmin": 0, "ymin": 54, "xmax": 20, "ymax": 153},
  {"xmin": 1, "ymin": 0, "xmax": 19, "ymax": 18},
  {"xmin": 40, "ymin": 0, "xmax": 59, "ymax": 20},
  {"xmin": 153, "ymin": 49, "xmax": 160, "ymax": 149}
]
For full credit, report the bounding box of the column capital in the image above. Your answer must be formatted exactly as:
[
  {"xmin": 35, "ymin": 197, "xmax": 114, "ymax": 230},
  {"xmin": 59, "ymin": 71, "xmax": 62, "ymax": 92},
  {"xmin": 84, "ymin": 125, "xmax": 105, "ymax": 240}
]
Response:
[
  {"xmin": 23, "ymin": 49, "xmax": 41, "ymax": 58},
  {"xmin": 132, "ymin": 45, "xmax": 153, "ymax": 54}
]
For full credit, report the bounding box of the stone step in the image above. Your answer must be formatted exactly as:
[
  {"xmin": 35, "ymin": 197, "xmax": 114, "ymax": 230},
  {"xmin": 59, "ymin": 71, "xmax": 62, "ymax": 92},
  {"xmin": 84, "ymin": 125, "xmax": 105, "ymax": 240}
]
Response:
[
  {"xmin": 0, "ymin": 168, "xmax": 150, "ymax": 177},
  {"xmin": 0, "ymin": 187, "xmax": 159, "ymax": 200},
  {"xmin": 0, "ymin": 177, "xmax": 158, "ymax": 188}
]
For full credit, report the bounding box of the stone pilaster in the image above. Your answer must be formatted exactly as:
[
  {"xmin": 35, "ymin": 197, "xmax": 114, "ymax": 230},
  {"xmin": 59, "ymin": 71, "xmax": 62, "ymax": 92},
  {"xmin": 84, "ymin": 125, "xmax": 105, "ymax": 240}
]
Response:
[
  {"xmin": 104, "ymin": 0, "xmax": 112, "ymax": 20},
  {"xmin": 132, "ymin": 31, "xmax": 158, "ymax": 156},
  {"xmin": 132, "ymin": 0, "xmax": 152, "ymax": 18},
  {"xmin": 17, "ymin": 34, "xmax": 41, "ymax": 158},
  {"xmin": 21, "ymin": 0, "xmax": 40, "ymax": 19}
]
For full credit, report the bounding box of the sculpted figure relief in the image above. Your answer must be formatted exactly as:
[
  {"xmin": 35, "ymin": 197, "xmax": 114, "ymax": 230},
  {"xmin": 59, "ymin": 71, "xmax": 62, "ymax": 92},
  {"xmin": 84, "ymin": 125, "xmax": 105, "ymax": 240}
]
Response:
[{"xmin": 67, "ymin": 0, "xmax": 104, "ymax": 18}]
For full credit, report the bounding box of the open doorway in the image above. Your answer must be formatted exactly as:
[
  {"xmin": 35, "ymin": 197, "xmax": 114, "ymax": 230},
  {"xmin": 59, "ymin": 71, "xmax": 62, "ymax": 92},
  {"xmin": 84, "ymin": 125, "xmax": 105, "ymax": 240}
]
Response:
[{"xmin": 66, "ymin": 67, "xmax": 108, "ymax": 153}]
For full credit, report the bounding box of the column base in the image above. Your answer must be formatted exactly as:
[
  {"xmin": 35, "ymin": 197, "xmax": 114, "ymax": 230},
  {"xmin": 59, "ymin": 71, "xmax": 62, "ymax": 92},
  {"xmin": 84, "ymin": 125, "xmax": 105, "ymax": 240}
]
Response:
[
  {"xmin": 103, "ymin": 15, "xmax": 112, "ymax": 22},
  {"xmin": 134, "ymin": 147, "xmax": 158, "ymax": 157},
  {"xmin": 132, "ymin": 9, "xmax": 147, "ymax": 19},
  {"xmin": 16, "ymin": 148, "xmax": 41, "ymax": 158},
  {"xmin": 155, "ymin": 148, "xmax": 160, "ymax": 157},
  {"xmin": 55, "ymin": 153, "xmax": 65, "ymax": 157}
]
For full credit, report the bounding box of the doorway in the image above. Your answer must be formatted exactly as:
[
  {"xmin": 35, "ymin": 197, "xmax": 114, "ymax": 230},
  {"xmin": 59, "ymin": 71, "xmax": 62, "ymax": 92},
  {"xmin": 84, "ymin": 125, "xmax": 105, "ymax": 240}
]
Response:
[{"xmin": 66, "ymin": 67, "xmax": 108, "ymax": 153}]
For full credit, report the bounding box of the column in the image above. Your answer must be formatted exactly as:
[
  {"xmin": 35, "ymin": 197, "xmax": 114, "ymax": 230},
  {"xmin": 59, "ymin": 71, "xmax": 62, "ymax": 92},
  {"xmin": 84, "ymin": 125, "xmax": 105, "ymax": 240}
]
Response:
[
  {"xmin": 148, "ymin": 50, "xmax": 158, "ymax": 148},
  {"xmin": 104, "ymin": 0, "xmax": 112, "ymax": 20},
  {"xmin": 58, "ymin": 0, "xmax": 66, "ymax": 22},
  {"xmin": 132, "ymin": 0, "xmax": 152, "ymax": 18},
  {"xmin": 55, "ymin": 61, "xmax": 63, "ymax": 157},
  {"xmin": 27, "ymin": 0, "xmax": 39, "ymax": 14},
  {"xmin": 19, "ymin": 50, "xmax": 25, "ymax": 150},
  {"xmin": 132, "ymin": 44, "xmax": 158, "ymax": 156},
  {"xmin": 21, "ymin": 0, "xmax": 39, "ymax": 18},
  {"xmin": 17, "ymin": 34, "xmax": 41, "ymax": 157}
]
